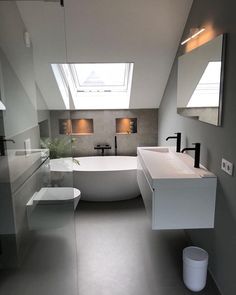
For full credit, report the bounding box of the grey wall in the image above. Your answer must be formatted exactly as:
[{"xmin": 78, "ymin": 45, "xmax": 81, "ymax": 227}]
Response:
[
  {"xmin": 7, "ymin": 126, "xmax": 40, "ymax": 150},
  {"xmin": 0, "ymin": 1, "xmax": 40, "ymax": 150},
  {"xmin": 50, "ymin": 109, "xmax": 158, "ymax": 156},
  {"xmin": 158, "ymin": 1, "xmax": 236, "ymax": 294},
  {"xmin": 36, "ymin": 85, "xmax": 51, "ymax": 125},
  {"xmin": 0, "ymin": 46, "xmax": 38, "ymax": 141},
  {"xmin": 0, "ymin": 2, "xmax": 38, "ymax": 140}
]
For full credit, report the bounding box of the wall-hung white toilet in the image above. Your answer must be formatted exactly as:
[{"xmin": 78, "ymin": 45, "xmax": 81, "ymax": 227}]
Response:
[{"xmin": 27, "ymin": 187, "xmax": 81, "ymax": 230}]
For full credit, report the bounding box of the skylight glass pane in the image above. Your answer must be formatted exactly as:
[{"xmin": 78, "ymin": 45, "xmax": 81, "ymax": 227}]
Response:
[{"xmin": 73, "ymin": 63, "xmax": 130, "ymax": 91}]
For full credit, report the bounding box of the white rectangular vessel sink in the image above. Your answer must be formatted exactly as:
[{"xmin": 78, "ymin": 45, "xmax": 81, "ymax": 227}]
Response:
[
  {"xmin": 142, "ymin": 147, "xmax": 169, "ymax": 153},
  {"xmin": 137, "ymin": 146, "xmax": 217, "ymax": 230},
  {"xmin": 139, "ymin": 146, "xmax": 214, "ymax": 182}
]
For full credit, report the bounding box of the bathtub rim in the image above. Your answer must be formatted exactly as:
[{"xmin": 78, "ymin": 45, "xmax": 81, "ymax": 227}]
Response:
[{"xmin": 50, "ymin": 155, "xmax": 137, "ymax": 172}]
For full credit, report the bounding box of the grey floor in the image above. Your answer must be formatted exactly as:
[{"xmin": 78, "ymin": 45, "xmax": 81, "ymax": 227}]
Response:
[
  {"xmin": 0, "ymin": 212, "xmax": 78, "ymax": 295},
  {"xmin": 0, "ymin": 197, "xmax": 220, "ymax": 295},
  {"xmin": 75, "ymin": 197, "xmax": 220, "ymax": 295}
]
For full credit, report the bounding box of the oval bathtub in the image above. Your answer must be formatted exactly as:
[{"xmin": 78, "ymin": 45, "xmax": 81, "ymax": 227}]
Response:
[{"xmin": 50, "ymin": 156, "xmax": 140, "ymax": 201}]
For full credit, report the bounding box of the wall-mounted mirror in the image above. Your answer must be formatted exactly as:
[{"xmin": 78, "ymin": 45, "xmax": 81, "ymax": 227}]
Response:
[{"xmin": 177, "ymin": 34, "xmax": 226, "ymax": 126}]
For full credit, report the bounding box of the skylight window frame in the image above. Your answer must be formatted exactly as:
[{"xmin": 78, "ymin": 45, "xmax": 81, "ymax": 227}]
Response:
[
  {"xmin": 70, "ymin": 63, "xmax": 132, "ymax": 93},
  {"xmin": 51, "ymin": 62, "xmax": 134, "ymax": 109},
  {"xmin": 51, "ymin": 64, "xmax": 70, "ymax": 109}
]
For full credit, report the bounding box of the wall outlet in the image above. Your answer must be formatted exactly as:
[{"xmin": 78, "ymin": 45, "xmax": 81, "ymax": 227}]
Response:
[{"xmin": 221, "ymin": 158, "xmax": 234, "ymax": 176}]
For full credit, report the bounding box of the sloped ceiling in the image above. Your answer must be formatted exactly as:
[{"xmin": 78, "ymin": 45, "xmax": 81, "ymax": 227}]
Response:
[{"xmin": 17, "ymin": 0, "xmax": 192, "ymax": 110}]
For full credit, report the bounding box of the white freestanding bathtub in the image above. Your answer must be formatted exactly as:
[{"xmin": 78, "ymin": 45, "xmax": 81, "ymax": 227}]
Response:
[{"xmin": 50, "ymin": 156, "xmax": 140, "ymax": 201}]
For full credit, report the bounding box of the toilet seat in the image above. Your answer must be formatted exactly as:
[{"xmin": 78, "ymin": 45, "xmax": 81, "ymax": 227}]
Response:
[
  {"xmin": 33, "ymin": 187, "xmax": 81, "ymax": 208},
  {"xmin": 26, "ymin": 187, "xmax": 81, "ymax": 230}
]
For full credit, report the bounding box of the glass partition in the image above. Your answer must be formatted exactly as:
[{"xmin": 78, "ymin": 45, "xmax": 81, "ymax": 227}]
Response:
[{"xmin": 0, "ymin": 1, "xmax": 78, "ymax": 294}]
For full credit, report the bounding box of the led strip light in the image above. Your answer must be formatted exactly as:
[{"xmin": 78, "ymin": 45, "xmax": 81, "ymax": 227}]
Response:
[{"xmin": 181, "ymin": 28, "xmax": 205, "ymax": 45}]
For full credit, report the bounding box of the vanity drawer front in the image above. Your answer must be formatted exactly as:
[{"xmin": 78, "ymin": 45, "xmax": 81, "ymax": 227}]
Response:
[{"xmin": 137, "ymin": 158, "xmax": 154, "ymax": 223}]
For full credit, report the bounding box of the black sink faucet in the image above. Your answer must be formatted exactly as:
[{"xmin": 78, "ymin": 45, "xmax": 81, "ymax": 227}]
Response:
[
  {"xmin": 0, "ymin": 136, "xmax": 15, "ymax": 156},
  {"xmin": 166, "ymin": 132, "xmax": 181, "ymax": 152},
  {"xmin": 181, "ymin": 143, "xmax": 201, "ymax": 168}
]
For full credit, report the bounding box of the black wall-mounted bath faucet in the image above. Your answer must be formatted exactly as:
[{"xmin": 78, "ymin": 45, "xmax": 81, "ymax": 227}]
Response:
[
  {"xmin": 94, "ymin": 144, "xmax": 111, "ymax": 156},
  {"xmin": 166, "ymin": 132, "xmax": 181, "ymax": 152},
  {"xmin": 181, "ymin": 143, "xmax": 201, "ymax": 168}
]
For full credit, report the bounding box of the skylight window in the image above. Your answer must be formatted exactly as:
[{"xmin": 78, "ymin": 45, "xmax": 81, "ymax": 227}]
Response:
[
  {"xmin": 73, "ymin": 63, "xmax": 130, "ymax": 92},
  {"xmin": 51, "ymin": 63, "xmax": 133, "ymax": 109}
]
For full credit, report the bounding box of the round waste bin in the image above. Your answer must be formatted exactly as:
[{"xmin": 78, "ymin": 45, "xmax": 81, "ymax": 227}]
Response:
[{"xmin": 183, "ymin": 246, "xmax": 208, "ymax": 292}]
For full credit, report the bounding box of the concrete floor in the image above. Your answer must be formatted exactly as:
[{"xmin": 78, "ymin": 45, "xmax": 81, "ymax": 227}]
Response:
[
  {"xmin": 75, "ymin": 197, "xmax": 220, "ymax": 295},
  {"xmin": 0, "ymin": 196, "xmax": 220, "ymax": 295},
  {"xmin": 0, "ymin": 215, "xmax": 78, "ymax": 295}
]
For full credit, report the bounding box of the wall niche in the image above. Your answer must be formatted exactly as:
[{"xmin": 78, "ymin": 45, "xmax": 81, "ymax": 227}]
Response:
[
  {"xmin": 116, "ymin": 118, "xmax": 137, "ymax": 134},
  {"xmin": 59, "ymin": 119, "xmax": 93, "ymax": 135}
]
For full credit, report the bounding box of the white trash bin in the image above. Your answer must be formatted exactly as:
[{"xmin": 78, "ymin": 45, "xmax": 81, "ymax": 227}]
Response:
[{"xmin": 183, "ymin": 246, "xmax": 208, "ymax": 292}]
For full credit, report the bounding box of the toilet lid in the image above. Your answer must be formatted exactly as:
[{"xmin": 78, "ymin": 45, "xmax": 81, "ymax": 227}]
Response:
[{"xmin": 33, "ymin": 187, "xmax": 81, "ymax": 204}]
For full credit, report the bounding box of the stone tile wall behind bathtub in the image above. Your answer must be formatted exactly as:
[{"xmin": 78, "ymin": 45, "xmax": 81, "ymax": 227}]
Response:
[{"xmin": 49, "ymin": 109, "xmax": 158, "ymax": 156}]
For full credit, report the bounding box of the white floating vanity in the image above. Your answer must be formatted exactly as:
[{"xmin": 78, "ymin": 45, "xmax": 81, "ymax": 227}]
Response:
[{"xmin": 137, "ymin": 147, "xmax": 217, "ymax": 230}]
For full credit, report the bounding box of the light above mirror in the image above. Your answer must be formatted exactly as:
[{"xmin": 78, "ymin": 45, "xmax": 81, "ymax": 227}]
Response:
[
  {"xmin": 181, "ymin": 28, "xmax": 205, "ymax": 45},
  {"xmin": 177, "ymin": 34, "xmax": 226, "ymax": 126}
]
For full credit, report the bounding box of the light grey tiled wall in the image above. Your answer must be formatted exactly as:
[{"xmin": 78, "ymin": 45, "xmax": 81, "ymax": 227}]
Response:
[{"xmin": 50, "ymin": 109, "xmax": 158, "ymax": 156}]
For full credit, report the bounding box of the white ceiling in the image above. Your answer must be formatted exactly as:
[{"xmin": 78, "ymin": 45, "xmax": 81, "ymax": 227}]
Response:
[{"xmin": 17, "ymin": 0, "xmax": 192, "ymax": 110}]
